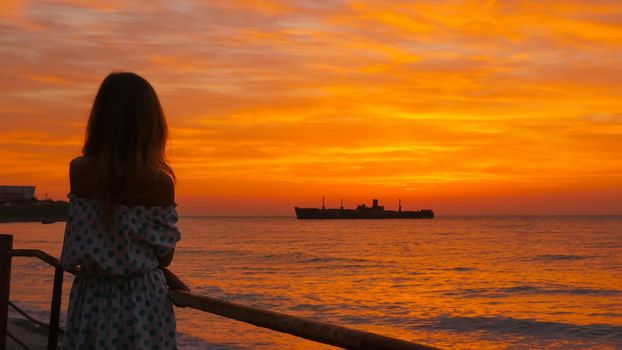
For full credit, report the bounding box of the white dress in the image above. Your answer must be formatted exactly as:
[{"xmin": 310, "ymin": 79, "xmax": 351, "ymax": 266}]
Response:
[{"xmin": 60, "ymin": 194, "xmax": 181, "ymax": 349}]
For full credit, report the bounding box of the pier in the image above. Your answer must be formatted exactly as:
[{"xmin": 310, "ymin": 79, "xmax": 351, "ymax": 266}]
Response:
[{"xmin": 0, "ymin": 233, "xmax": 438, "ymax": 350}]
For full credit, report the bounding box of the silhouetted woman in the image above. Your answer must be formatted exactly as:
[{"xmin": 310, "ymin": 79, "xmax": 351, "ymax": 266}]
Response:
[{"xmin": 60, "ymin": 72, "xmax": 180, "ymax": 349}]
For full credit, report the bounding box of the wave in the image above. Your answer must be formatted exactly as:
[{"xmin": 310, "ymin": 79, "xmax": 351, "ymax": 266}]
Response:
[
  {"xmin": 535, "ymin": 254, "xmax": 591, "ymax": 261},
  {"xmin": 441, "ymin": 284, "xmax": 621, "ymax": 298},
  {"xmin": 260, "ymin": 251, "xmax": 374, "ymax": 266},
  {"xmin": 496, "ymin": 285, "xmax": 621, "ymax": 296},
  {"xmin": 302, "ymin": 256, "xmax": 368, "ymax": 264},
  {"xmin": 288, "ymin": 303, "xmax": 335, "ymax": 312},
  {"xmin": 193, "ymin": 285, "xmax": 293, "ymax": 309},
  {"xmin": 321, "ymin": 309, "xmax": 622, "ymax": 343},
  {"xmin": 192, "ymin": 248, "xmax": 256, "ymax": 256},
  {"xmin": 177, "ymin": 333, "xmax": 250, "ymax": 350},
  {"xmin": 589, "ymin": 312, "xmax": 622, "ymax": 317},
  {"xmin": 584, "ymin": 243, "xmax": 622, "ymax": 249},
  {"xmin": 17, "ymin": 239, "xmax": 59, "ymax": 244},
  {"xmin": 449, "ymin": 267, "xmax": 476, "ymax": 272},
  {"xmin": 181, "ymin": 248, "xmax": 376, "ymax": 267},
  {"xmin": 417, "ymin": 315, "xmax": 622, "ymax": 342}
]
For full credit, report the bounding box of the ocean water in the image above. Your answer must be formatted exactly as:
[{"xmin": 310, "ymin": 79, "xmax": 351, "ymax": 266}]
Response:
[{"xmin": 2, "ymin": 216, "xmax": 621, "ymax": 349}]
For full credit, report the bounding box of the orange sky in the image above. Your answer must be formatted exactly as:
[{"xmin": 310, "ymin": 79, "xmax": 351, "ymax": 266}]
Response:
[{"xmin": 1, "ymin": 0, "xmax": 621, "ymax": 215}]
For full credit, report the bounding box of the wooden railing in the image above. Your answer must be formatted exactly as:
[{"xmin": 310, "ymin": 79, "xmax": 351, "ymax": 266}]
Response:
[{"xmin": 0, "ymin": 234, "xmax": 439, "ymax": 350}]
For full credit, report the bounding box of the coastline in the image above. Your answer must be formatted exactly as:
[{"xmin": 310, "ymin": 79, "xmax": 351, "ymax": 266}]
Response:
[{"xmin": 0, "ymin": 200, "xmax": 69, "ymax": 223}]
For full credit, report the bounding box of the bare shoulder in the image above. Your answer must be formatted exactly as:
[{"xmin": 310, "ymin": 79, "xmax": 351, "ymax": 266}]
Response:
[
  {"xmin": 153, "ymin": 172, "xmax": 175, "ymax": 206},
  {"xmin": 131, "ymin": 172, "xmax": 175, "ymax": 207},
  {"xmin": 70, "ymin": 156, "xmax": 99, "ymax": 174},
  {"xmin": 70, "ymin": 155, "xmax": 88, "ymax": 167},
  {"xmin": 69, "ymin": 156, "xmax": 97, "ymax": 197}
]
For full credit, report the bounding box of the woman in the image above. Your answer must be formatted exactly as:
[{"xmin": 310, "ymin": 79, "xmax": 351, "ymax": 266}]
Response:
[{"xmin": 60, "ymin": 72, "xmax": 180, "ymax": 349}]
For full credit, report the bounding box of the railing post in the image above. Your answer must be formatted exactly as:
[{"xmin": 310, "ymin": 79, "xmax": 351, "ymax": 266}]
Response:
[
  {"xmin": 0, "ymin": 234, "xmax": 13, "ymax": 350},
  {"xmin": 48, "ymin": 266, "xmax": 63, "ymax": 350}
]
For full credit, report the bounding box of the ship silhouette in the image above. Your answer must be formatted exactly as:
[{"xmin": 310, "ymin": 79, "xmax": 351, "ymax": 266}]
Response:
[{"xmin": 295, "ymin": 198, "xmax": 434, "ymax": 219}]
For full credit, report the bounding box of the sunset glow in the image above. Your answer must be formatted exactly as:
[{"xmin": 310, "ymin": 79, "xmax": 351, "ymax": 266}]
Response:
[{"xmin": 1, "ymin": 0, "xmax": 621, "ymax": 215}]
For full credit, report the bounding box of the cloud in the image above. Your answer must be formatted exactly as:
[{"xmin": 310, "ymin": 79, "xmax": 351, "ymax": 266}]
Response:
[
  {"xmin": 581, "ymin": 113, "xmax": 622, "ymax": 124},
  {"xmin": 1, "ymin": 0, "xmax": 621, "ymax": 213}
]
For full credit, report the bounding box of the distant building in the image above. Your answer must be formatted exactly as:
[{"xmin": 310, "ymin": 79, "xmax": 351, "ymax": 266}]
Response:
[{"xmin": 0, "ymin": 186, "xmax": 36, "ymax": 202}]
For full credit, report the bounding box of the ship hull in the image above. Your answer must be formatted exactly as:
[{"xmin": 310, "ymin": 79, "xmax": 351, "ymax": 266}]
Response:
[{"xmin": 294, "ymin": 207, "xmax": 434, "ymax": 219}]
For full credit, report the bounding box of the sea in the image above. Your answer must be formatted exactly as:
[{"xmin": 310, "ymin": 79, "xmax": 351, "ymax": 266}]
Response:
[{"xmin": 2, "ymin": 216, "xmax": 621, "ymax": 349}]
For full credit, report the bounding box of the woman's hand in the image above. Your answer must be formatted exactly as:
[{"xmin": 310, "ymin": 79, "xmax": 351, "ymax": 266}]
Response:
[{"xmin": 161, "ymin": 267, "xmax": 191, "ymax": 292}]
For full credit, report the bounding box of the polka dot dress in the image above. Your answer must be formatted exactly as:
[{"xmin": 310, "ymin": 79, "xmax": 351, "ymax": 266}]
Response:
[{"xmin": 60, "ymin": 194, "xmax": 181, "ymax": 349}]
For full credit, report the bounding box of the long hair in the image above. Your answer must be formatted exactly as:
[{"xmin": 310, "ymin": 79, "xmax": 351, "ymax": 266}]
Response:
[{"xmin": 83, "ymin": 72, "xmax": 175, "ymax": 206}]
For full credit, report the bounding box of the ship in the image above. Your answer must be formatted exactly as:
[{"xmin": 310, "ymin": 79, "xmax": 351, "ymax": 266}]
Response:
[{"xmin": 295, "ymin": 198, "xmax": 434, "ymax": 220}]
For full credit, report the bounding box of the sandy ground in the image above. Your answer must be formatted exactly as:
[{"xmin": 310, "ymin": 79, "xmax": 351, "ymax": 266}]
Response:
[{"xmin": 6, "ymin": 317, "xmax": 52, "ymax": 350}]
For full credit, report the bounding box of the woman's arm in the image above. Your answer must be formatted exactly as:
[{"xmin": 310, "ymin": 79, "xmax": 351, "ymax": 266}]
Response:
[
  {"xmin": 69, "ymin": 156, "xmax": 95, "ymax": 197},
  {"xmin": 160, "ymin": 266, "xmax": 190, "ymax": 291}
]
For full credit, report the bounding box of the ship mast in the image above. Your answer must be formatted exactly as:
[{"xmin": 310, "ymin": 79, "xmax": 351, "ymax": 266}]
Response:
[
  {"xmin": 322, "ymin": 196, "xmax": 325, "ymax": 210},
  {"xmin": 340, "ymin": 198, "xmax": 343, "ymax": 210},
  {"xmin": 399, "ymin": 198, "xmax": 402, "ymax": 213}
]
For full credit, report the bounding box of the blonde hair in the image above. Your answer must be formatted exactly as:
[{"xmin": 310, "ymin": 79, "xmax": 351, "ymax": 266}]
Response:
[{"xmin": 83, "ymin": 72, "xmax": 175, "ymax": 206}]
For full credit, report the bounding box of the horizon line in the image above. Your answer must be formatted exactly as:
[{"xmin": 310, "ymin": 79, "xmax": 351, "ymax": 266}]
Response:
[{"xmin": 181, "ymin": 214, "xmax": 622, "ymax": 218}]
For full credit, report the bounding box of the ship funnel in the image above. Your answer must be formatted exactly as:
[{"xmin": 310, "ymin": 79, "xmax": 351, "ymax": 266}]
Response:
[{"xmin": 372, "ymin": 199, "xmax": 378, "ymax": 208}]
